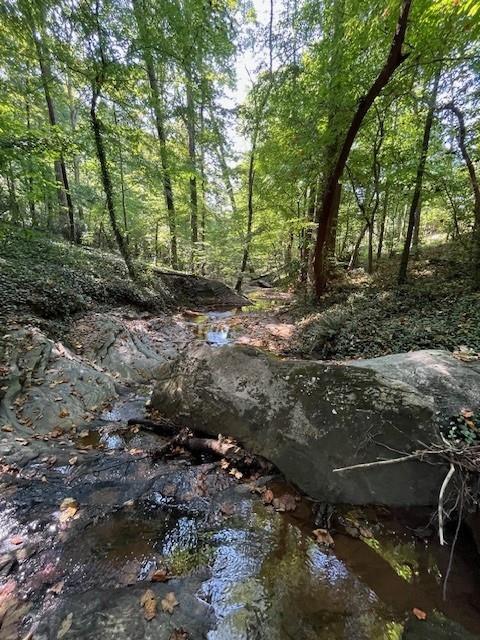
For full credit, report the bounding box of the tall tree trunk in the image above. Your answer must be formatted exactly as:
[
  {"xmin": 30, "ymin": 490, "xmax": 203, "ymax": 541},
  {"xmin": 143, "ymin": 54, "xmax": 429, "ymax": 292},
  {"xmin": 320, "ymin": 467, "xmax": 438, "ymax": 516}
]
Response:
[
  {"xmin": 90, "ymin": 87, "xmax": 135, "ymax": 280},
  {"xmin": 299, "ymin": 183, "xmax": 316, "ymax": 287},
  {"xmin": 442, "ymin": 180, "xmax": 460, "ymax": 239},
  {"xmin": 24, "ymin": 93, "xmax": 36, "ymax": 226},
  {"xmin": 348, "ymin": 222, "xmax": 369, "ymax": 270},
  {"xmin": 185, "ymin": 65, "xmax": 199, "ymax": 272},
  {"xmin": 235, "ymin": 134, "xmax": 256, "ymax": 292},
  {"xmin": 376, "ymin": 182, "xmax": 389, "ymax": 261},
  {"xmin": 33, "ymin": 32, "xmax": 76, "ymax": 243},
  {"xmin": 132, "ymin": 0, "xmax": 178, "ymax": 269},
  {"xmin": 209, "ymin": 104, "xmax": 238, "ymax": 216},
  {"xmin": 443, "ymin": 103, "xmax": 480, "ymax": 283},
  {"xmin": 66, "ymin": 74, "xmax": 84, "ymax": 230},
  {"xmin": 398, "ymin": 70, "xmax": 441, "ymax": 284},
  {"xmin": 113, "ymin": 108, "xmax": 129, "ymax": 242},
  {"xmin": 7, "ymin": 163, "xmax": 21, "ymax": 224},
  {"xmin": 313, "ymin": 0, "xmax": 412, "ymax": 298}
]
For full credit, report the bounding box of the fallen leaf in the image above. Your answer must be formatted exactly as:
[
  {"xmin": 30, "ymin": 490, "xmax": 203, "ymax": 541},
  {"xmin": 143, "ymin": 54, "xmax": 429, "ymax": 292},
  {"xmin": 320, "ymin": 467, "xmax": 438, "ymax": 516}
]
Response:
[
  {"xmin": 60, "ymin": 498, "xmax": 78, "ymax": 511},
  {"xmin": 68, "ymin": 456, "xmax": 78, "ymax": 466},
  {"xmin": 48, "ymin": 580, "xmax": 65, "ymax": 595},
  {"xmin": 359, "ymin": 526, "xmax": 373, "ymax": 539},
  {"xmin": 150, "ymin": 568, "xmax": 169, "ymax": 583},
  {"xmin": 273, "ymin": 494, "xmax": 297, "ymax": 512},
  {"xmin": 412, "ymin": 607, "xmax": 427, "ymax": 620},
  {"xmin": 313, "ymin": 528, "xmax": 335, "ymax": 547},
  {"xmin": 140, "ymin": 589, "xmax": 157, "ymax": 621},
  {"xmin": 58, "ymin": 409, "xmax": 70, "ymax": 418},
  {"xmin": 461, "ymin": 409, "xmax": 474, "ymax": 419},
  {"xmin": 10, "ymin": 535, "xmax": 23, "ymax": 546},
  {"xmin": 1, "ymin": 425, "xmax": 13, "ymax": 432},
  {"xmin": 59, "ymin": 507, "xmax": 77, "ymax": 523},
  {"xmin": 220, "ymin": 503, "xmax": 234, "ymax": 516},
  {"xmin": 57, "ymin": 613, "xmax": 73, "ymax": 638},
  {"xmin": 59, "ymin": 498, "xmax": 78, "ymax": 523},
  {"xmin": 170, "ymin": 630, "xmax": 189, "ymax": 640},
  {"xmin": 161, "ymin": 591, "xmax": 178, "ymax": 614},
  {"xmin": 262, "ymin": 489, "xmax": 274, "ymax": 505}
]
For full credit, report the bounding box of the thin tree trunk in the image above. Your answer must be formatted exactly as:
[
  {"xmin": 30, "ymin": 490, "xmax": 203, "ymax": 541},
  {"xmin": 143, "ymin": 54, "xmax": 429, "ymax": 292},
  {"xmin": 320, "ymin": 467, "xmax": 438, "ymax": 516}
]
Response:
[
  {"xmin": 33, "ymin": 32, "xmax": 76, "ymax": 243},
  {"xmin": 154, "ymin": 219, "xmax": 159, "ymax": 265},
  {"xmin": 235, "ymin": 135, "xmax": 256, "ymax": 292},
  {"xmin": 24, "ymin": 94, "xmax": 36, "ymax": 226},
  {"xmin": 66, "ymin": 74, "xmax": 84, "ymax": 231},
  {"xmin": 185, "ymin": 65, "xmax": 199, "ymax": 272},
  {"xmin": 443, "ymin": 103, "xmax": 480, "ymax": 283},
  {"xmin": 313, "ymin": 0, "xmax": 412, "ymax": 298},
  {"xmin": 348, "ymin": 222, "xmax": 369, "ymax": 270},
  {"xmin": 209, "ymin": 104, "xmax": 238, "ymax": 216},
  {"xmin": 132, "ymin": 0, "xmax": 178, "ymax": 269},
  {"xmin": 398, "ymin": 70, "xmax": 441, "ymax": 284},
  {"xmin": 442, "ymin": 181, "xmax": 460, "ymax": 239},
  {"xmin": 90, "ymin": 86, "xmax": 135, "ymax": 280},
  {"xmin": 376, "ymin": 182, "xmax": 389, "ymax": 261},
  {"xmin": 113, "ymin": 108, "xmax": 129, "ymax": 242},
  {"xmin": 7, "ymin": 163, "xmax": 21, "ymax": 224},
  {"xmin": 299, "ymin": 183, "xmax": 316, "ymax": 287}
]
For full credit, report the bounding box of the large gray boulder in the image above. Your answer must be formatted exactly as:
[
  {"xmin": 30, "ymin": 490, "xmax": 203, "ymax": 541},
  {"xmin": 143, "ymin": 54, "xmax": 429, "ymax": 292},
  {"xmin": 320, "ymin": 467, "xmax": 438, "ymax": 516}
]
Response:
[
  {"xmin": 149, "ymin": 345, "xmax": 472, "ymax": 506},
  {"xmin": 351, "ymin": 349, "xmax": 480, "ymax": 415}
]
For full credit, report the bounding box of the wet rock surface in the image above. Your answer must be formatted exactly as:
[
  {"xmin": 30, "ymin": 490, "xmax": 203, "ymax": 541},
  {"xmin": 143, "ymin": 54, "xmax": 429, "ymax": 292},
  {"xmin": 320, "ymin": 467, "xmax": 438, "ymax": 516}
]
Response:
[{"xmin": 151, "ymin": 344, "xmax": 448, "ymax": 506}]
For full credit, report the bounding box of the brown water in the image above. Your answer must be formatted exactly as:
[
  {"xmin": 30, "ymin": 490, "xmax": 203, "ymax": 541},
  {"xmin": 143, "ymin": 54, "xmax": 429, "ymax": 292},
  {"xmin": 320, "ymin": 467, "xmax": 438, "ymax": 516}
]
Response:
[{"xmin": 52, "ymin": 479, "xmax": 480, "ymax": 639}]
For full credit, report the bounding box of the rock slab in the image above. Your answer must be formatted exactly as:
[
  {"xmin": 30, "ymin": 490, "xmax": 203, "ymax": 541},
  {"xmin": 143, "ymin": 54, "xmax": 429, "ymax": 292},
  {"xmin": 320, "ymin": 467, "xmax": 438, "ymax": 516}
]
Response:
[{"xmin": 149, "ymin": 345, "xmax": 476, "ymax": 506}]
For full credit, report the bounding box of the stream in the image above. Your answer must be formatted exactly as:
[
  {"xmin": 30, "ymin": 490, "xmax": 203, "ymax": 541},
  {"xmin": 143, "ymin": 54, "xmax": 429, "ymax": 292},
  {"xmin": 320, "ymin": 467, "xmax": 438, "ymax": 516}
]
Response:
[{"xmin": 1, "ymin": 292, "xmax": 480, "ymax": 639}]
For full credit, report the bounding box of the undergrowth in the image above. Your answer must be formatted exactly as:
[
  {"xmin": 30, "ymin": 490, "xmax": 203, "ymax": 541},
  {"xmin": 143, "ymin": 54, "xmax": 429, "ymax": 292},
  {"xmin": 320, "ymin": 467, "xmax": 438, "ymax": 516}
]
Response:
[
  {"xmin": 292, "ymin": 241, "xmax": 480, "ymax": 359},
  {"xmin": 0, "ymin": 225, "xmax": 170, "ymax": 329}
]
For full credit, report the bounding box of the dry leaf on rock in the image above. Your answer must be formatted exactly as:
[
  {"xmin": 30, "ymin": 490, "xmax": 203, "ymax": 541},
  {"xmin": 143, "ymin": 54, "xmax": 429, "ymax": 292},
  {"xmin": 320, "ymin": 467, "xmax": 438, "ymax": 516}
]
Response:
[
  {"xmin": 161, "ymin": 591, "xmax": 178, "ymax": 614},
  {"xmin": 57, "ymin": 613, "xmax": 73, "ymax": 639},
  {"xmin": 313, "ymin": 528, "xmax": 334, "ymax": 547},
  {"xmin": 48, "ymin": 580, "xmax": 64, "ymax": 595},
  {"xmin": 272, "ymin": 494, "xmax": 297, "ymax": 512},
  {"xmin": 412, "ymin": 608, "xmax": 427, "ymax": 620},
  {"xmin": 68, "ymin": 457, "xmax": 77, "ymax": 466},
  {"xmin": 140, "ymin": 589, "xmax": 157, "ymax": 621},
  {"xmin": 59, "ymin": 498, "xmax": 78, "ymax": 523},
  {"xmin": 170, "ymin": 629, "xmax": 189, "ymax": 640},
  {"xmin": 262, "ymin": 489, "xmax": 274, "ymax": 505},
  {"xmin": 150, "ymin": 568, "xmax": 169, "ymax": 583},
  {"xmin": 58, "ymin": 409, "xmax": 70, "ymax": 418},
  {"xmin": 9, "ymin": 535, "xmax": 23, "ymax": 546}
]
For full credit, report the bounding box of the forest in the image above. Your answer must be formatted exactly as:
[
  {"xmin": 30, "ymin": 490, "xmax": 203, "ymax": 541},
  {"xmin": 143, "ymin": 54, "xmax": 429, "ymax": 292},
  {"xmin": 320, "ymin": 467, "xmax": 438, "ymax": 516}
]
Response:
[
  {"xmin": 1, "ymin": 0, "xmax": 479, "ymax": 296},
  {"xmin": 2, "ymin": 1, "xmax": 480, "ymax": 639}
]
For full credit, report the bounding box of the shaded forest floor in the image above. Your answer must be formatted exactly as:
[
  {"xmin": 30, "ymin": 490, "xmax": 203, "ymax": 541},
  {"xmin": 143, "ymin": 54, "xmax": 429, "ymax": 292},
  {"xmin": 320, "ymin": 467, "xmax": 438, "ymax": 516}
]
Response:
[{"xmin": 293, "ymin": 242, "xmax": 480, "ymax": 360}]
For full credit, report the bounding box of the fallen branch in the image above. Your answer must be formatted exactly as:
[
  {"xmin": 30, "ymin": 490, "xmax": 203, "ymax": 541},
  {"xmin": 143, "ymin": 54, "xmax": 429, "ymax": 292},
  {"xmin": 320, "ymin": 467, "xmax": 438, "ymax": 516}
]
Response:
[
  {"xmin": 129, "ymin": 417, "xmax": 271, "ymax": 472},
  {"xmin": 333, "ymin": 452, "xmax": 424, "ymax": 473}
]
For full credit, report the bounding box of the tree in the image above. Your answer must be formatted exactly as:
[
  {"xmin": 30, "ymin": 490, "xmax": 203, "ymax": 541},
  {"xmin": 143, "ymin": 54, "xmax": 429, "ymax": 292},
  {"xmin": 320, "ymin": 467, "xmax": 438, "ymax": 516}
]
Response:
[
  {"xmin": 313, "ymin": 0, "xmax": 412, "ymax": 298},
  {"xmin": 398, "ymin": 68, "xmax": 441, "ymax": 284}
]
